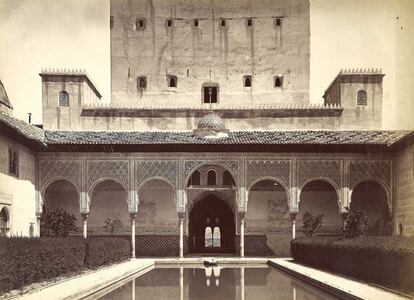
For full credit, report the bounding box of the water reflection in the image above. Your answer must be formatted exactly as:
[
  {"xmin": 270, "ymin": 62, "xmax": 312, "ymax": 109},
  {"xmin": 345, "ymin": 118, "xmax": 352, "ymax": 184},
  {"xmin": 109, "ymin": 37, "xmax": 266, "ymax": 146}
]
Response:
[{"xmin": 98, "ymin": 266, "xmax": 339, "ymax": 300}]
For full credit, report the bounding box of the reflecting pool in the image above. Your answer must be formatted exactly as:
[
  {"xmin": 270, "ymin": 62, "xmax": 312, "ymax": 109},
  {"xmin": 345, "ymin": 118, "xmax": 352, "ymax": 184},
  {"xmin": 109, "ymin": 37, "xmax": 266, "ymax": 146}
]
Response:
[{"xmin": 96, "ymin": 265, "xmax": 340, "ymax": 300}]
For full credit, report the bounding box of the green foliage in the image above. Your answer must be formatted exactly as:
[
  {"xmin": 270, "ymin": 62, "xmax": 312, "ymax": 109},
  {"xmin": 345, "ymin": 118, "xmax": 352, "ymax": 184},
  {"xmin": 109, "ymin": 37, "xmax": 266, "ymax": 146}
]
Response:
[
  {"xmin": 302, "ymin": 212, "xmax": 324, "ymax": 237},
  {"xmin": 291, "ymin": 236, "xmax": 414, "ymax": 294},
  {"xmin": 0, "ymin": 236, "xmax": 130, "ymax": 294},
  {"xmin": 41, "ymin": 209, "xmax": 78, "ymax": 237},
  {"xmin": 103, "ymin": 218, "xmax": 123, "ymax": 235},
  {"xmin": 342, "ymin": 208, "xmax": 368, "ymax": 238}
]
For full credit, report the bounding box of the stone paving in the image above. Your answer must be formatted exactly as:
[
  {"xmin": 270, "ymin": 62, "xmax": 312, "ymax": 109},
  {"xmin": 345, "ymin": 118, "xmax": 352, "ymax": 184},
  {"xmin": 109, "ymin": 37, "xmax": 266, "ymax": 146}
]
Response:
[{"xmin": 269, "ymin": 258, "xmax": 412, "ymax": 300}]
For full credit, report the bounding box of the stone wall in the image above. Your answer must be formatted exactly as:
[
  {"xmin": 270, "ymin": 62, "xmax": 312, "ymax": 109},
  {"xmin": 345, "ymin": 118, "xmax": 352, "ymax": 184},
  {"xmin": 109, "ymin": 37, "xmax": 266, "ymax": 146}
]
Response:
[
  {"xmin": 394, "ymin": 143, "xmax": 414, "ymax": 236},
  {"xmin": 0, "ymin": 133, "xmax": 37, "ymax": 236},
  {"xmin": 110, "ymin": 0, "xmax": 310, "ymax": 107}
]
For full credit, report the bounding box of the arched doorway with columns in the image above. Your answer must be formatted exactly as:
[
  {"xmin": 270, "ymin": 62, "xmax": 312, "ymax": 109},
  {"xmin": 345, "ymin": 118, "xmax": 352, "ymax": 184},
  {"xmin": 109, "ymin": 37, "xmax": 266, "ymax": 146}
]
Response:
[
  {"xmin": 186, "ymin": 163, "xmax": 237, "ymax": 255},
  {"xmin": 188, "ymin": 193, "xmax": 236, "ymax": 254}
]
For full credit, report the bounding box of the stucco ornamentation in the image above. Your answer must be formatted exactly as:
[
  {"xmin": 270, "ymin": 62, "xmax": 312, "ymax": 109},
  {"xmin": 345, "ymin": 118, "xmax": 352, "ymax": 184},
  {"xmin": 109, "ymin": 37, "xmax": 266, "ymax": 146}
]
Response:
[
  {"xmin": 349, "ymin": 160, "xmax": 391, "ymax": 190},
  {"xmin": 246, "ymin": 160, "xmax": 291, "ymax": 189},
  {"xmin": 40, "ymin": 159, "xmax": 81, "ymax": 192},
  {"xmin": 87, "ymin": 160, "xmax": 129, "ymax": 191},
  {"xmin": 135, "ymin": 160, "xmax": 177, "ymax": 189},
  {"xmin": 297, "ymin": 160, "xmax": 342, "ymax": 190}
]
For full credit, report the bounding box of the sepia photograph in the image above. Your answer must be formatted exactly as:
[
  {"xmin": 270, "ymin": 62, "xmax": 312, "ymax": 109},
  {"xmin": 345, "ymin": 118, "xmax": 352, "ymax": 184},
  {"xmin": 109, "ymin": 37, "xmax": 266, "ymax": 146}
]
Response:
[{"xmin": 0, "ymin": 0, "xmax": 413, "ymax": 299}]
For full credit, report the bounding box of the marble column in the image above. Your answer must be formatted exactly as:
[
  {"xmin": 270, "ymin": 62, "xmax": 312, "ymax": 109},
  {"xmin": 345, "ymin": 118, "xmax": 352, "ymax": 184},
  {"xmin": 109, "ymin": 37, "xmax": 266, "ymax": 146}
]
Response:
[
  {"xmin": 178, "ymin": 212, "xmax": 185, "ymax": 258},
  {"xmin": 290, "ymin": 213, "xmax": 297, "ymax": 240},
  {"xmin": 81, "ymin": 213, "xmax": 89, "ymax": 238},
  {"xmin": 130, "ymin": 213, "xmax": 137, "ymax": 258},
  {"xmin": 36, "ymin": 213, "xmax": 42, "ymax": 237},
  {"xmin": 239, "ymin": 212, "xmax": 246, "ymax": 258}
]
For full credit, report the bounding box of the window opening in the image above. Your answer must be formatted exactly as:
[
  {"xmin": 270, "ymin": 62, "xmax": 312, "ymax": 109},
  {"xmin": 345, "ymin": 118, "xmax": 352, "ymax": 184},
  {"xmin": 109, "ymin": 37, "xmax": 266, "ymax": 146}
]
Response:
[
  {"xmin": 247, "ymin": 18, "xmax": 253, "ymax": 27},
  {"xmin": 212, "ymin": 227, "xmax": 221, "ymax": 247},
  {"xmin": 194, "ymin": 19, "xmax": 199, "ymax": 27},
  {"xmin": 189, "ymin": 170, "xmax": 201, "ymax": 186},
  {"xmin": 110, "ymin": 16, "xmax": 114, "ymax": 29},
  {"xmin": 223, "ymin": 170, "xmax": 235, "ymax": 186},
  {"xmin": 0, "ymin": 208, "xmax": 7, "ymax": 237},
  {"xmin": 137, "ymin": 76, "xmax": 147, "ymax": 89},
  {"xmin": 220, "ymin": 19, "xmax": 226, "ymax": 27},
  {"xmin": 203, "ymin": 86, "xmax": 218, "ymax": 104},
  {"xmin": 275, "ymin": 18, "xmax": 282, "ymax": 27},
  {"xmin": 58, "ymin": 91, "xmax": 69, "ymax": 106},
  {"xmin": 9, "ymin": 149, "xmax": 18, "ymax": 177},
  {"xmin": 357, "ymin": 90, "xmax": 367, "ymax": 106},
  {"xmin": 167, "ymin": 75, "xmax": 177, "ymax": 88},
  {"xmin": 399, "ymin": 223, "xmax": 403, "ymax": 236},
  {"xmin": 166, "ymin": 19, "xmax": 173, "ymax": 27},
  {"xmin": 274, "ymin": 76, "xmax": 283, "ymax": 88},
  {"xmin": 243, "ymin": 75, "xmax": 252, "ymax": 87},
  {"xmin": 207, "ymin": 170, "xmax": 217, "ymax": 186},
  {"xmin": 205, "ymin": 227, "xmax": 213, "ymax": 247},
  {"xmin": 136, "ymin": 18, "xmax": 146, "ymax": 30}
]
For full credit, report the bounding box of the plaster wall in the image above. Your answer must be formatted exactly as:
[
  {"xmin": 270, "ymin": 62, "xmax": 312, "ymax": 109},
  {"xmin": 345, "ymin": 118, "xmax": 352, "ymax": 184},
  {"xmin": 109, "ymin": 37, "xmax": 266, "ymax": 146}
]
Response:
[
  {"xmin": 110, "ymin": 0, "xmax": 310, "ymax": 107},
  {"xmin": 394, "ymin": 144, "xmax": 414, "ymax": 236},
  {"xmin": 0, "ymin": 134, "xmax": 37, "ymax": 236},
  {"xmin": 340, "ymin": 82, "xmax": 382, "ymax": 129}
]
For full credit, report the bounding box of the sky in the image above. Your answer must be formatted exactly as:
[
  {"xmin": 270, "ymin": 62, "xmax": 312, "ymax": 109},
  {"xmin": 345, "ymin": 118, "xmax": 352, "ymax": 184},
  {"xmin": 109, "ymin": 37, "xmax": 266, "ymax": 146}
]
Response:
[{"xmin": 0, "ymin": 0, "xmax": 413, "ymax": 128}]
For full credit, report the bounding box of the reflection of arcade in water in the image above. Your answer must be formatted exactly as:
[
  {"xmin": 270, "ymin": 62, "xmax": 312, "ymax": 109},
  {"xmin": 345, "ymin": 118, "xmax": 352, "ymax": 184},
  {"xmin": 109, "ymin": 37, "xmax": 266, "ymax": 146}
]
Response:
[{"xmin": 99, "ymin": 266, "xmax": 339, "ymax": 300}]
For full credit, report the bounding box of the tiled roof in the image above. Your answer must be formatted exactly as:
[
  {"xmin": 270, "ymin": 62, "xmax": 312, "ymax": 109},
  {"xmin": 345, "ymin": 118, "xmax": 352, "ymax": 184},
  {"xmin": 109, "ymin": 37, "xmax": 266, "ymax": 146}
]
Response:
[
  {"xmin": 0, "ymin": 111, "xmax": 45, "ymax": 147},
  {"xmin": 44, "ymin": 130, "xmax": 412, "ymax": 147}
]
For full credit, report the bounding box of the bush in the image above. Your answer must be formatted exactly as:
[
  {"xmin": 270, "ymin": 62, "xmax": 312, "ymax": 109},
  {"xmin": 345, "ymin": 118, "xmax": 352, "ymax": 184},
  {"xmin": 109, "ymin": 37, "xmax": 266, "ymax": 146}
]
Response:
[
  {"xmin": 291, "ymin": 236, "xmax": 414, "ymax": 294},
  {"xmin": 85, "ymin": 237, "xmax": 130, "ymax": 269},
  {"xmin": 302, "ymin": 212, "xmax": 324, "ymax": 237},
  {"xmin": 41, "ymin": 209, "xmax": 78, "ymax": 237},
  {"xmin": 0, "ymin": 237, "xmax": 85, "ymax": 293},
  {"xmin": 103, "ymin": 218, "xmax": 123, "ymax": 235},
  {"xmin": 0, "ymin": 236, "xmax": 131, "ymax": 294},
  {"xmin": 342, "ymin": 209, "xmax": 368, "ymax": 238}
]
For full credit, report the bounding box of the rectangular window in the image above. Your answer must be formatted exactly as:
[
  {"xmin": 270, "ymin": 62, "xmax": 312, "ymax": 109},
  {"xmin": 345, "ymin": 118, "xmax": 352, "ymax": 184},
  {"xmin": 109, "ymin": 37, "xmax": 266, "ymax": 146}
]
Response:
[
  {"xmin": 8, "ymin": 149, "xmax": 18, "ymax": 177},
  {"xmin": 167, "ymin": 75, "xmax": 177, "ymax": 88},
  {"xmin": 135, "ymin": 18, "xmax": 146, "ymax": 30},
  {"xmin": 194, "ymin": 19, "xmax": 199, "ymax": 27},
  {"xmin": 275, "ymin": 18, "xmax": 282, "ymax": 27},
  {"xmin": 243, "ymin": 75, "xmax": 252, "ymax": 87},
  {"xmin": 137, "ymin": 76, "xmax": 147, "ymax": 89},
  {"xmin": 220, "ymin": 19, "xmax": 226, "ymax": 27},
  {"xmin": 247, "ymin": 18, "xmax": 253, "ymax": 27},
  {"xmin": 203, "ymin": 86, "xmax": 218, "ymax": 103},
  {"xmin": 166, "ymin": 19, "xmax": 173, "ymax": 27}
]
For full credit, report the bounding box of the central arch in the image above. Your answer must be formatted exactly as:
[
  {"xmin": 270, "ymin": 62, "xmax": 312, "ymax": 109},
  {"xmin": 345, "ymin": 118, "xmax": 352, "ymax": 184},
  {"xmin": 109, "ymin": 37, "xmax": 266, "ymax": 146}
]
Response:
[{"xmin": 188, "ymin": 194, "xmax": 235, "ymax": 254}]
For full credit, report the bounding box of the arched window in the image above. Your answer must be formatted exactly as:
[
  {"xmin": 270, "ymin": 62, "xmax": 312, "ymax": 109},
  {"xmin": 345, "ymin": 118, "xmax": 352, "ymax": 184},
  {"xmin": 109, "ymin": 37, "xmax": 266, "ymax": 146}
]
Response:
[
  {"xmin": 223, "ymin": 170, "xmax": 234, "ymax": 186},
  {"xmin": 243, "ymin": 75, "xmax": 252, "ymax": 87},
  {"xmin": 212, "ymin": 227, "xmax": 221, "ymax": 247},
  {"xmin": 205, "ymin": 227, "xmax": 213, "ymax": 247},
  {"xmin": 188, "ymin": 170, "xmax": 201, "ymax": 186},
  {"xmin": 357, "ymin": 90, "xmax": 367, "ymax": 106},
  {"xmin": 59, "ymin": 91, "xmax": 69, "ymax": 106},
  {"xmin": 207, "ymin": 170, "xmax": 217, "ymax": 186},
  {"xmin": 0, "ymin": 208, "xmax": 8, "ymax": 237},
  {"xmin": 274, "ymin": 76, "xmax": 283, "ymax": 88}
]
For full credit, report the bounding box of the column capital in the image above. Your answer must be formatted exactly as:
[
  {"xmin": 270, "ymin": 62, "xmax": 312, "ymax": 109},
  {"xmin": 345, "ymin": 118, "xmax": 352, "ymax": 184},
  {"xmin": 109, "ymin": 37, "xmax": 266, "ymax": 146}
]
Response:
[
  {"xmin": 130, "ymin": 212, "xmax": 137, "ymax": 220},
  {"xmin": 178, "ymin": 212, "xmax": 185, "ymax": 219},
  {"xmin": 290, "ymin": 212, "xmax": 297, "ymax": 220},
  {"xmin": 238, "ymin": 211, "xmax": 246, "ymax": 220},
  {"xmin": 81, "ymin": 212, "xmax": 89, "ymax": 220}
]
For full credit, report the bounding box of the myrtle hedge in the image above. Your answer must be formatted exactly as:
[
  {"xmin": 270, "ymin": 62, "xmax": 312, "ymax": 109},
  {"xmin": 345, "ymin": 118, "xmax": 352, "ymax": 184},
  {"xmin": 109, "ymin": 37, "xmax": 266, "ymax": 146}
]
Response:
[
  {"xmin": 291, "ymin": 236, "xmax": 414, "ymax": 294},
  {"xmin": 0, "ymin": 236, "xmax": 130, "ymax": 294}
]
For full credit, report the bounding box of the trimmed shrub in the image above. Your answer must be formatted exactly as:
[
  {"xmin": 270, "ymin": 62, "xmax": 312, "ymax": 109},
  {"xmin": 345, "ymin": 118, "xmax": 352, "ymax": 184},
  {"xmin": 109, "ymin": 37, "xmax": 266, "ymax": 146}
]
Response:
[
  {"xmin": 41, "ymin": 209, "xmax": 78, "ymax": 237},
  {"xmin": 85, "ymin": 236, "xmax": 130, "ymax": 269},
  {"xmin": 291, "ymin": 236, "xmax": 414, "ymax": 294},
  {"xmin": 0, "ymin": 236, "xmax": 131, "ymax": 295},
  {"xmin": 302, "ymin": 212, "xmax": 324, "ymax": 237},
  {"xmin": 342, "ymin": 209, "xmax": 368, "ymax": 238},
  {"xmin": 0, "ymin": 237, "xmax": 85, "ymax": 293}
]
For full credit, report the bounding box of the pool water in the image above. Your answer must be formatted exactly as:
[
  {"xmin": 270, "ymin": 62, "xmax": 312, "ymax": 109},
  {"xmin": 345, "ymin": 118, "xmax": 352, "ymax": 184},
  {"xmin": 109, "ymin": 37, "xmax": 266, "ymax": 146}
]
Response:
[{"xmin": 97, "ymin": 265, "xmax": 340, "ymax": 300}]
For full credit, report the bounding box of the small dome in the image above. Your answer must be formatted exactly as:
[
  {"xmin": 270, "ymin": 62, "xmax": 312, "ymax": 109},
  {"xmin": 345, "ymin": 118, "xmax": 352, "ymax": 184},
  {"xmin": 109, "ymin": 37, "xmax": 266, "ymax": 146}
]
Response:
[{"xmin": 197, "ymin": 113, "xmax": 225, "ymax": 130}]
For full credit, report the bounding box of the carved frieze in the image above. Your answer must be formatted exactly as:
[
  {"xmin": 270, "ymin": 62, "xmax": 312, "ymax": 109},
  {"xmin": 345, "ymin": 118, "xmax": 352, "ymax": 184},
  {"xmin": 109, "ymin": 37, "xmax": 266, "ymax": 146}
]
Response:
[
  {"xmin": 87, "ymin": 160, "xmax": 129, "ymax": 191},
  {"xmin": 40, "ymin": 159, "xmax": 81, "ymax": 192},
  {"xmin": 297, "ymin": 160, "xmax": 341, "ymax": 189},
  {"xmin": 135, "ymin": 160, "xmax": 177, "ymax": 189},
  {"xmin": 246, "ymin": 160, "xmax": 290, "ymax": 189},
  {"xmin": 349, "ymin": 160, "xmax": 391, "ymax": 190}
]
